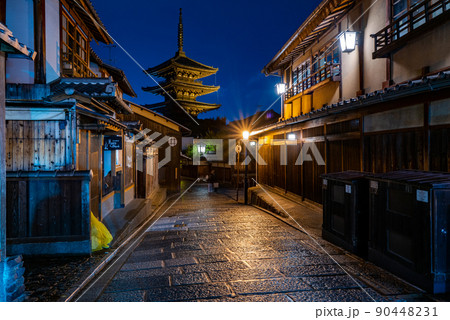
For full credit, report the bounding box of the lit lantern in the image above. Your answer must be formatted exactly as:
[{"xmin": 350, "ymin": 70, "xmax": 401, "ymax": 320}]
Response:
[
  {"xmin": 288, "ymin": 133, "xmax": 296, "ymax": 141},
  {"xmin": 339, "ymin": 31, "xmax": 357, "ymax": 53},
  {"xmin": 276, "ymin": 83, "xmax": 286, "ymax": 95}
]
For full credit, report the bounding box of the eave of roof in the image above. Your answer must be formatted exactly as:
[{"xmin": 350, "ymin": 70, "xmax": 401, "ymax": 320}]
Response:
[
  {"xmin": 50, "ymin": 77, "xmax": 117, "ymax": 97},
  {"xmin": 263, "ymin": 0, "xmax": 355, "ymax": 75},
  {"xmin": 177, "ymin": 99, "xmax": 221, "ymax": 109},
  {"xmin": 146, "ymin": 53, "xmax": 218, "ymax": 76},
  {"xmin": 0, "ymin": 22, "xmax": 36, "ymax": 59},
  {"xmin": 89, "ymin": 48, "xmax": 137, "ymax": 97},
  {"xmin": 124, "ymin": 99, "xmax": 192, "ymax": 134},
  {"xmin": 49, "ymin": 77, "xmax": 132, "ymax": 114},
  {"xmin": 142, "ymin": 81, "xmax": 220, "ymax": 95},
  {"xmin": 101, "ymin": 62, "xmax": 137, "ymax": 97},
  {"xmin": 66, "ymin": 0, "xmax": 113, "ymax": 44}
]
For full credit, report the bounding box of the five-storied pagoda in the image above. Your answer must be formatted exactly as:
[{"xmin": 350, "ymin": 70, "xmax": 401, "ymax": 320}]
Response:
[{"xmin": 143, "ymin": 9, "xmax": 220, "ymax": 124}]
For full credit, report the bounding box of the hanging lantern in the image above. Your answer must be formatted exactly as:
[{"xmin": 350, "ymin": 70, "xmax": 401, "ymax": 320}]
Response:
[
  {"xmin": 339, "ymin": 31, "xmax": 357, "ymax": 53},
  {"xmin": 276, "ymin": 83, "xmax": 287, "ymax": 95}
]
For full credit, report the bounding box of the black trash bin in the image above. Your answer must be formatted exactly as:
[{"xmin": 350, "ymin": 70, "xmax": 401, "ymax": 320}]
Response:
[
  {"xmin": 368, "ymin": 170, "xmax": 450, "ymax": 293},
  {"xmin": 322, "ymin": 171, "xmax": 371, "ymax": 256}
]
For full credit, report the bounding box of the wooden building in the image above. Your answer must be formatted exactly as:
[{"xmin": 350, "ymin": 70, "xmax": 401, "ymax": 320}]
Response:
[
  {"xmin": 2, "ymin": 0, "xmax": 185, "ymax": 256},
  {"xmin": 143, "ymin": 9, "xmax": 220, "ymax": 125},
  {"xmin": 0, "ymin": 19, "xmax": 36, "ymax": 301},
  {"xmin": 121, "ymin": 100, "xmax": 190, "ymax": 194},
  {"xmin": 254, "ymin": 0, "xmax": 450, "ymax": 204}
]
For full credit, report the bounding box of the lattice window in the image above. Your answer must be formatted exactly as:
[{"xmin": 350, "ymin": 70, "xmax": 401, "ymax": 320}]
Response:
[{"xmin": 61, "ymin": 9, "xmax": 95, "ymax": 78}]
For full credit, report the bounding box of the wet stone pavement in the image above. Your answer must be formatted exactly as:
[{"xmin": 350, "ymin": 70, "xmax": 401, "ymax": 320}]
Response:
[{"xmin": 98, "ymin": 184, "xmax": 423, "ymax": 302}]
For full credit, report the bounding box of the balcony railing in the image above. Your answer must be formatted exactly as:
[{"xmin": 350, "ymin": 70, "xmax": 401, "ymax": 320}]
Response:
[
  {"xmin": 372, "ymin": 0, "xmax": 450, "ymax": 58},
  {"xmin": 285, "ymin": 63, "xmax": 340, "ymax": 100},
  {"xmin": 62, "ymin": 50, "xmax": 97, "ymax": 78}
]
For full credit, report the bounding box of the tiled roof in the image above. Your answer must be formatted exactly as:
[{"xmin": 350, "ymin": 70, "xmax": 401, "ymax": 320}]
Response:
[
  {"xmin": 101, "ymin": 63, "xmax": 137, "ymax": 97},
  {"xmin": 0, "ymin": 22, "xmax": 36, "ymax": 59},
  {"xmin": 264, "ymin": 0, "xmax": 355, "ymax": 74},
  {"xmin": 142, "ymin": 80, "xmax": 219, "ymax": 95},
  {"xmin": 146, "ymin": 53, "xmax": 218, "ymax": 76},
  {"xmin": 89, "ymin": 48, "xmax": 137, "ymax": 97},
  {"xmin": 124, "ymin": 99, "xmax": 191, "ymax": 133},
  {"xmin": 65, "ymin": 0, "xmax": 113, "ymax": 44},
  {"xmin": 50, "ymin": 77, "xmax": 116, "ymax": 97},
  {"xmin": 49, "ymin": 77, "xmax": 132, "ymax": 114}
]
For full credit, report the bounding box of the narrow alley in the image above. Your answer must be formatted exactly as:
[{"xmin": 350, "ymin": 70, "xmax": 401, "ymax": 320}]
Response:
[{"xmin": 93, "ymin": 183, "xmax": 421, "ymax": 302}]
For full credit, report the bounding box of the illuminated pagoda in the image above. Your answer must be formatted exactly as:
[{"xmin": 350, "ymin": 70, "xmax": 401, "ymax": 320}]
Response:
[{"xmin": 143, "ymin": 9, "xmax": 220, "ymax": 122}]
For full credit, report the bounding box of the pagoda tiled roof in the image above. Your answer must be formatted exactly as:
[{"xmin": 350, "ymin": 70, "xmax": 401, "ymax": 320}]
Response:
[
  {"xmin": 145, "ymin": 99, "xmax": 220, "ymax": 112},
  {"xmin": 142, "ymin": 80, "xmax": 219, "ymax": 95},
  {"xmin": 146, "ymin": 52, "xmax": 218, "ymax": 76},
  {"xmin": 177, "ymin": 99, "xmax": 221, "ymax": 110}
]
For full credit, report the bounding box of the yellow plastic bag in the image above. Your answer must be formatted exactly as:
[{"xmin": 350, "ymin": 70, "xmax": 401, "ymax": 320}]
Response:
[{"xmin": 90, "ymin": 212, "xmax": 113, "ymax": 252}]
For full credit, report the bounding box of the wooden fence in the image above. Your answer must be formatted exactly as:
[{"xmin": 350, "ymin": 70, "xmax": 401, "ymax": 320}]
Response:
[
  {"xmin": 256, "ymin": 115, "xmax": 450, "ymax": 204},
  {"xmin": 6, "ymin": 170, "xmax": 92, "ymax": 255}
]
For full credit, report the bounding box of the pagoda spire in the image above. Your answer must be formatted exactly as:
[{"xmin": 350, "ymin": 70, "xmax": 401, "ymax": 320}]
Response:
[
  {"xmin": 144, "ymin": 9, "xmax": 220, "ymax": 120},
  {"xmin": 177, "ymin": 8, "xmax": 184, "ymax": 55}
]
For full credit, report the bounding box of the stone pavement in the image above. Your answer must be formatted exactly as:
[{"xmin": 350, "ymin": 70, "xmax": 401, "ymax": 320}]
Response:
[
  {"xmin": 248, "ymin": 185, "xmax": 323, "ymax": 236},
  {"xmin": 97, "ymin": 184, "xmax": 424, "ymax": 302}
]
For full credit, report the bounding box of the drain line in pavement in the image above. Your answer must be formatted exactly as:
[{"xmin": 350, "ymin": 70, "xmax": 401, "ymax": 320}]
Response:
[
  {"xmin": 67, "ymin": 178, "xmax": 200, "ymax": 302},
  {"xmin": 252, "ymin": 179, "xmax": 376, "ymax": 302}
]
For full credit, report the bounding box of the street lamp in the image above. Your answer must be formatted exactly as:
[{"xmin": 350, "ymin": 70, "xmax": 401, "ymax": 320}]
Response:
[
  {"xmin": 243, "ymin": 131, "xmax": 249, "ymax": 205},
  {"xmin": 276, "ymin": 83, "xmax": 286, "ymax": 95},
  {"xmin": 276, "ymin": 83, "xmax": 287, "ymax": 119},
  {"xmin": 339, "ymin": 31, "xmax": 357, "ymax": 53}
]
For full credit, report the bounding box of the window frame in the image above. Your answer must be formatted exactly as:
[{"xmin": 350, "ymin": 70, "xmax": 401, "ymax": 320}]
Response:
[{"xmin": 60, "ymin": 6, "xmax": 94, "ymax": 77}]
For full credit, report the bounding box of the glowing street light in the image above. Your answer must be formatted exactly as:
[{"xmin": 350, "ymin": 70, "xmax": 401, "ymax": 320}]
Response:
[
  {"xmin": 276, "ymin": 83, "xmax": 286, "ymax": 95},
  {"xmin": 288, "ymin": 133, "xmax": 296, "ymax": 141},
  {"xmin": 241, "ymin": 130, "xmax": 250, "ymax": 205},
  {"xmin": 339, "ymin": 31, "xmax": 357, "ymax": 53}
]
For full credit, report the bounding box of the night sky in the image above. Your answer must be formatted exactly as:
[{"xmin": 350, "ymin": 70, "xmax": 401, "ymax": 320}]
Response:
[{"xmin": 91, "ymin": 0, "xmax": 322, "ymax": 122}]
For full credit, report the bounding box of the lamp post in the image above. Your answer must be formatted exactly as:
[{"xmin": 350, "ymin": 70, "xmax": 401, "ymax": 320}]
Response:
[
  {"xmin": 235, "ymin": 142, "xmax": 242, "ymax": 202},
  {"xmin": 243, "ymin": 131, "xmax": 249, "ymax": 205}
]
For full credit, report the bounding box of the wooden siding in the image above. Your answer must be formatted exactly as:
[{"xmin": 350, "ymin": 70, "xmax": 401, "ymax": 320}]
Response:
[
  {"xmin": 6, "ymin": 171, "xmax": 91, "ymax": 255},
  {"xmin": 256, "ymin": 102, "xmax": 450, "ymax": 204},
  {"xmin": 6, "ymin": 119, "xmax": 74, "ymax": 171}
]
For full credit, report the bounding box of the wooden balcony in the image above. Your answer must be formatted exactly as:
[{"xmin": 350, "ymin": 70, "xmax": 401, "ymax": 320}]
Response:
[
  {"xmin": 372, "ymin": 0, "xmax": 450, "ymax": 59},
  {"xmin": 285, "ymin": 63, "xmax": 340, "ymax": 100},
  {"xmin": 62, "ymin": 51, "xmax": 97, "ymax": 78}
]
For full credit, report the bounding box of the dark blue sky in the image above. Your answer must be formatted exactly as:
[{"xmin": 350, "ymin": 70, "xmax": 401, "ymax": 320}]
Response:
[{"xmin": 92, "ymin": 0, "xmax": 322, "ymax": 122}]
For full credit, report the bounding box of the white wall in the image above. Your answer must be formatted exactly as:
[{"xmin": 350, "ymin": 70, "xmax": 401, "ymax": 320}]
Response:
[
  {"xmin": 362, "ymin": 0, "xmax": 387, "ymax": 93},
  {"xmin": 393, "ymin": 20, "xmax": 450, "ymax": 84},
  {"xmin": 45, "ymin": 0, "xmax": 60, "ymax": 83},
  {"xmin": 5, "ymin": 0, "xmax": 35, "ymax": 84}
]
